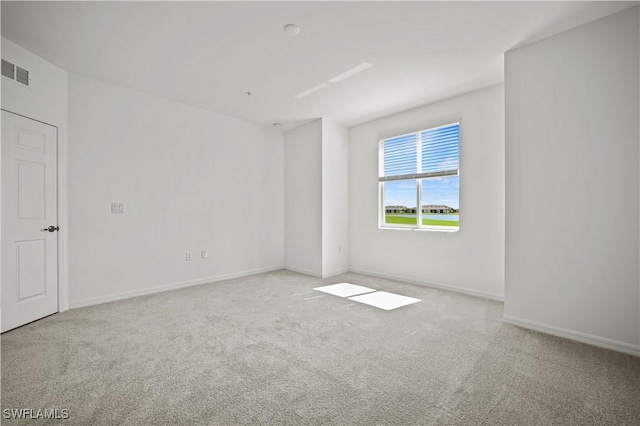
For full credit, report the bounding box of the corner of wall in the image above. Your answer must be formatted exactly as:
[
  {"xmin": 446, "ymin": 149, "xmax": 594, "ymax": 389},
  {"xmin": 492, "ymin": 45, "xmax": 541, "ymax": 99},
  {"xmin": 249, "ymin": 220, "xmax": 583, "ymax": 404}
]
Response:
[{"xmin": 504, "ymin": 7, "xmax": 640, "ymax": 351}]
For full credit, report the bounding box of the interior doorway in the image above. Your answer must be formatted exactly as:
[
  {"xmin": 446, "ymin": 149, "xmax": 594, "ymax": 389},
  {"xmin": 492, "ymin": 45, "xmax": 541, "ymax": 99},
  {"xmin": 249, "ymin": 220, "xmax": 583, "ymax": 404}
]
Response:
[{"xmin": 1, "ymin": 110, "xmax": 59, "ymax": 332}]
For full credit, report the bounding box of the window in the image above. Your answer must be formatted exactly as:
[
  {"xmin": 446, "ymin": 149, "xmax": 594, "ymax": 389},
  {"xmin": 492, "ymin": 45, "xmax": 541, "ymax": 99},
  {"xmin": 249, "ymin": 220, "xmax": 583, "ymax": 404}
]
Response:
[{"xmin": 379, "ymin": 122, "xmax": 460, "ymax": 231}]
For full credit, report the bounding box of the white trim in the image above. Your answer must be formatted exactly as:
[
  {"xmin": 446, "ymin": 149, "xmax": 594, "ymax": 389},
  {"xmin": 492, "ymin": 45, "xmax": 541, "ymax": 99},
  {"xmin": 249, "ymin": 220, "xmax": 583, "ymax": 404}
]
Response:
[
  {"xmin": 1, "ymin": 109, "xmax": 69, "ymax": 316},
  {"xmin": 69, "ymin": 266, "xmax": 284, "ymax": 309},
  {"xmin": 378, "ymin": 224, "xmax": 459, "ymax": 233},
  {"xmin": 321, "ymin": 268, "xmax": 350, "ymax": 278},
  {"xmin": 284, "ymin": 266, "xmax": 350, "ymax": 279},
  {"xmin": 503, "ymin": 314, "xmax": 640, "ymax": 357},
  {"xmin": 284, "ymin": 265, "xmax": 323, "ymax": 278},
  {"xmin": 349, "ymin": 267, "xmax": 504, "ymax": 301},
  {"xmin": 57, "ymin": 121, "xmax": 69, "ymax": 312}
]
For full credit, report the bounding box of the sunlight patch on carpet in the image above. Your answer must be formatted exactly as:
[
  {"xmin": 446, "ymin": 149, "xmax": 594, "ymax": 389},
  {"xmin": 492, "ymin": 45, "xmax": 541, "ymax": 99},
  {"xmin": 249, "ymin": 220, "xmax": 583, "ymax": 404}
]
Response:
[
  {"xmin": 313, "ymin": 283, "xmax": 376, "ymax": 298},
  {"xmin": 348, "ymin": 291, "xmax": 421, "ymax": 310}
]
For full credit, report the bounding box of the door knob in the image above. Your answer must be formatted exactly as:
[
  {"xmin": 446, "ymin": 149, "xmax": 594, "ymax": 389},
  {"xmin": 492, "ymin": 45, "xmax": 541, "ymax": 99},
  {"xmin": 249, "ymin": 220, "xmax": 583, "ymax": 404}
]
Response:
[{"xmin": 40, "ymin": 225, "xmax": 59, "ymax": 232}]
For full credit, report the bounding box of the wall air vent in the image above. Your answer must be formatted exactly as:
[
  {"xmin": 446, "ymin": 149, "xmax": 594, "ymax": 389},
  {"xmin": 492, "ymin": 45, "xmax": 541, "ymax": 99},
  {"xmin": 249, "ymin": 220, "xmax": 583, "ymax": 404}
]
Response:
[
  {"xmin": 16, "ymin": 66, "xmax": 29, "ymax": 86},
  {"xmin": 1, "ymin": 59, "xmax": 30, "ymax": 86},
  {"xmin": 1, "ymin": 59, "xmax": 15, "ymax": 79}
]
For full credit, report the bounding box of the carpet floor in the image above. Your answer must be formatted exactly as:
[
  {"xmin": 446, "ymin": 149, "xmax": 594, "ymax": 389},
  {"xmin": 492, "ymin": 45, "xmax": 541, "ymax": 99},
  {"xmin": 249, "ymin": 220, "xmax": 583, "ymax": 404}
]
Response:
[{"xmin": 1, "ymin": 270, "xmax": 639, "ymax": 425}]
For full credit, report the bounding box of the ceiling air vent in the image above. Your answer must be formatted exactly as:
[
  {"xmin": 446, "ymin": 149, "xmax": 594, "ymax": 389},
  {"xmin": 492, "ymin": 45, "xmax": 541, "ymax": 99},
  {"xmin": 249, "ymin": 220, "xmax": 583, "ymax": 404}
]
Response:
[
  {"xmin": 1, "ymin": 59, "xmax": 30, "ymax": 86},
  {"xmin": 1, "ymin": 59, "xmax": 15, "ymax": 79}
]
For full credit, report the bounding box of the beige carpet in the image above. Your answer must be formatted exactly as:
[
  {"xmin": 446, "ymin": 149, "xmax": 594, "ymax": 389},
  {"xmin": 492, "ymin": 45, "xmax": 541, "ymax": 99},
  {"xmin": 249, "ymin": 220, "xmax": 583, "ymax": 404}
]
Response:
[{"xmin": 2, "ymin": 270, "xmax": 639, "ymax": 425}]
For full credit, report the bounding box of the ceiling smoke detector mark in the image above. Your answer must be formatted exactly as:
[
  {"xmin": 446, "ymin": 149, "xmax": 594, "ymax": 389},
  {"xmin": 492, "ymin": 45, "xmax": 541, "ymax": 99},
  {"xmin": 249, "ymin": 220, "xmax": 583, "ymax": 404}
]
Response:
[
  {"xmin": 283, "ymin": 24, "xmax": 300, "ymax": 36},
  {"xmin": 294, "ymin": 83, "xmax": 329, "ymax": 99},
  {"xmin": 328, "ymin": 63, "xmax": 373, "ymax": 83}
]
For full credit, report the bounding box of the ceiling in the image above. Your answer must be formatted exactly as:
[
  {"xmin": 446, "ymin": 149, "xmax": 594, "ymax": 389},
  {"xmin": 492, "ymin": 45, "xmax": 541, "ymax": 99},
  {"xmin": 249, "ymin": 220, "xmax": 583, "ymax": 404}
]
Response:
[{"xmin": 1, "ymin": 1, "xmax": 637, "ymax": 129}]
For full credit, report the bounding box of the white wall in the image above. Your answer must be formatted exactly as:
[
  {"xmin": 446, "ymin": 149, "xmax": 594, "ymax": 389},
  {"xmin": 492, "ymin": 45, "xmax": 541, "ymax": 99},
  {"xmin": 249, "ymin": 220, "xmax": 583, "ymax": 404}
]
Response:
[
  {"xmin": 284, "ymin": 119, "xmax": 323, "ymax": 276},
  {"xmin": 284, "ymin": 118, "xmax": 349, "ymax": 278},
  {"xmin": 1, "ymin": 38, "xmax": 67, "ymax": 127},
  {"xmin": 322, "ymin": 119, "xmax": 349, "ymax": 276},
  {"xmin": 68, "ymin": 74, "xmax": 284, "ymax": 307},
  {"xmin": 1, "ymin": 37, "xmax": 70, "ymax": 310},
  {"xmin": 504, "ymin": 7, "xmax": 640, "ymax": 355},
  {"xmin": 349, "ymin": 85, "xmax": 505, "ymax": 300}
]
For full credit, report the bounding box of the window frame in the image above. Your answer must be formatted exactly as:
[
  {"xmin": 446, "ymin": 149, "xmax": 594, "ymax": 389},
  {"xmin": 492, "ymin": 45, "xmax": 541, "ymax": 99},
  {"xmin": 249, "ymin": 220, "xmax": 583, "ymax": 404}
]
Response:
[{"xmin": 378, "ymin": 121, "xmax": 460, "ymax": 232}]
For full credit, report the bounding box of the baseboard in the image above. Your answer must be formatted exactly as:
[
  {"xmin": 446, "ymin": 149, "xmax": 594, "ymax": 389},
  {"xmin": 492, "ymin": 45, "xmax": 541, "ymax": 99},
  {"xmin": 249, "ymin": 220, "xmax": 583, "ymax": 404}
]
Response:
[
  {"xmin": 284, "ymin": 265, "xmax": 323, "ymax": 278},
  {"xmin": 69, "ymin": 265, "xmax": 284, "ymax": 309},
  {"xmin": 284, "ymin": 266, "xmax": 350, "ymax": 279},
  {"xmin": 321, "ymin": 268, "xmax": 350, "ymax": 278},
  {"xmin": 349, "ymin": 267, "xmax": 504, "ymax": 302},
  {"xmin": 503, "ymin": 314, "xmax": 640, "ymax": 357}
]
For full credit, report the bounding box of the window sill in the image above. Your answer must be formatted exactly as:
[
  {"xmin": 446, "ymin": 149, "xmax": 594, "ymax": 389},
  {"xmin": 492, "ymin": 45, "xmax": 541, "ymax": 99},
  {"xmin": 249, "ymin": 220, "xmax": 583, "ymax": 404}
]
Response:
[{"xmin": 379, "ymin": 225, "xmax": 459, "ymax": 233}]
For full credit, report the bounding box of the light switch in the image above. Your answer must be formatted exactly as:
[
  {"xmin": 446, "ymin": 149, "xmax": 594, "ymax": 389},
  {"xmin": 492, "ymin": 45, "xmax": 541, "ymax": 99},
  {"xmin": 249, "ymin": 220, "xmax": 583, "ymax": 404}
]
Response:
[{"xmin": 111, "ymin": 203, "xmax": 125, "ymax": 214}]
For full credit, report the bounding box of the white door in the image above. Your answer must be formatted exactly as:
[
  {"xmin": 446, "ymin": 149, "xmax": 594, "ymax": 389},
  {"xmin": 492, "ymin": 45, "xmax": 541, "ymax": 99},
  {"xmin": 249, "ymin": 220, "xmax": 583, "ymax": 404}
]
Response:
[{"xmin": 1, "ymin": 111, "xmax": 58, "ymax": 332}]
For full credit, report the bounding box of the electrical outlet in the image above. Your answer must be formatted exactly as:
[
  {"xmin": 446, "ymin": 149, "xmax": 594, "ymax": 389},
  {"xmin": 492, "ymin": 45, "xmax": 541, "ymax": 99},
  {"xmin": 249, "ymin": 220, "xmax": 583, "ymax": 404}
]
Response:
[
  {"xmin": 201, "ymin": 250, "xmax": 208, "ymax": 259},
  {"xmin": 186, "ymin": 252, "xmax": 192, "ymax": 261},
  {"xmin": 111, "ymin": 202, "xmax": 125, "ymax": 214}
]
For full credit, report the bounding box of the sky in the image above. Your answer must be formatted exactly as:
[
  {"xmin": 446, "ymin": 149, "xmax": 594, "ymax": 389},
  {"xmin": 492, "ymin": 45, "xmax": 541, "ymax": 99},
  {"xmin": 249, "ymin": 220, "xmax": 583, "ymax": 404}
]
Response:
[{"xmin": 383, "ymin": 176, "xmax": 459, "ymax": 209}]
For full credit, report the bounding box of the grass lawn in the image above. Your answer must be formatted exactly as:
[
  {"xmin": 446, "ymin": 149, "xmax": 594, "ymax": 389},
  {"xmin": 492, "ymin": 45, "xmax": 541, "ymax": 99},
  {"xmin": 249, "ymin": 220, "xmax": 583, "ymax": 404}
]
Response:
[{"xmin": 385, "ymin": 215, "xmax": 459, "ymax": 227}]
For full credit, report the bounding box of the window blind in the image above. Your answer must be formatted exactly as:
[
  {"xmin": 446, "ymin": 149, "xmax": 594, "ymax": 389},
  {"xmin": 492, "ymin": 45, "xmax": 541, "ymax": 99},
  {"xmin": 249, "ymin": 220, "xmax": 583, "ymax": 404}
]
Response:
[{"xmin": 379, "ymin": 122, "xmax": 459, "ymax": 182}]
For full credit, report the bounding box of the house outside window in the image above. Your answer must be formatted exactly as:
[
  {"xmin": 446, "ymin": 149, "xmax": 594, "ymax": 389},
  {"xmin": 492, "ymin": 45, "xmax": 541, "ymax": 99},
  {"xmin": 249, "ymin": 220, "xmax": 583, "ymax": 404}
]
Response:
[{"xmin": 379, "ymin": 122, "xmax": 460, "ymax": 231}]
